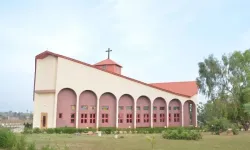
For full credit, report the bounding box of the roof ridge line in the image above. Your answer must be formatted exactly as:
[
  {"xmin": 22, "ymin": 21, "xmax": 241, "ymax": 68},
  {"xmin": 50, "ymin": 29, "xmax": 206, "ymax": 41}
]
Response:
[{"xmin": 150, "ymin": 81, "xmax": 196, "ymax": 84}]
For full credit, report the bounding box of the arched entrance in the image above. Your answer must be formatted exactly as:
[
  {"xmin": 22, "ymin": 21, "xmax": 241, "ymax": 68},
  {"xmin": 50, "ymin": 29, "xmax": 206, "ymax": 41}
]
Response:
[
  {"xmin": 153, "ymin": 97, "xmax": 166, "ymax": 127},
  {"xmin": 118, "ymin": 94, "xmax": 134, "ymax": 128},
  {"xmin": 99, "ymin": 92, "xmax": 116, "ymax": 127},
  {"xmin": 136, "ymin": 96, "xmax": 151, "ymax": 127},
  {"xmin": 56, "ymin": 88, "xmax": 77, "ymax": 127},
  {"xmin": 169, "ymin": 99, "xmax": 182, "ymax": 127},
  {"xmin": 78, "ymin": 90, "xmax": 97, "ymax": 128},
  {"xmin": 184, "ymin": 100, "xmax": 196, "ymax": 127}
]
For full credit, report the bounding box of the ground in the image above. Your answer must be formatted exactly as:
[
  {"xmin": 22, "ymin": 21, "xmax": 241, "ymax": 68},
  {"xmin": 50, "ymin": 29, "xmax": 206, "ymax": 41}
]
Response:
[{"xmin": 25, "ymin": 132, "xmax": 250, "ymax": 150}]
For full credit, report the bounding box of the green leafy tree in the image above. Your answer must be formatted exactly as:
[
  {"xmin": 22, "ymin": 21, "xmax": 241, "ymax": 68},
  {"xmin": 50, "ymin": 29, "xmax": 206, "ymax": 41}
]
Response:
[
  {"xmin": 196, "ymin": 49, "xmax": 250, "ymax": 130},
  {"xmin": 197, "ymin": 99, "xmax": 228, "ymax": 126},
  {"xmin": 244, "ymin": 102, "xmax": 250, "ymax": 114}
]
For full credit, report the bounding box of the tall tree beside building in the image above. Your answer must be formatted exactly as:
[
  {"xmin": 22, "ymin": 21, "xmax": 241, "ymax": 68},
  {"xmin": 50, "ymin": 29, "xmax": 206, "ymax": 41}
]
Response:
[{"xmin": 196, "ymin": 49, "xmax": 250, "ymax": 130}]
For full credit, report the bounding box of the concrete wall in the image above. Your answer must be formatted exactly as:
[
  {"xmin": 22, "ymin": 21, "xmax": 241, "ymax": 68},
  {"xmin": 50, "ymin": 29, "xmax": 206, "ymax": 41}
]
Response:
[
  {"xmin": 33, "ymin": 93, "xmax": 55, "ymax": 128},
  {"xmin": 33, "ymin": 55, "xmax": 198, "ymax": 128},
  {"xmin": 35, "ymin": 55, "xmax": 57, "ymax": 90}
]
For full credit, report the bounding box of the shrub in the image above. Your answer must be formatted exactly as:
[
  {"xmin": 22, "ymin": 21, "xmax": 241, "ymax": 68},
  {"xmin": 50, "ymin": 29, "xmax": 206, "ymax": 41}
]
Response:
[
  {"xmin": 12, "ymin": 135, "xmax": 27, "ymax": 150},
  {"xmin": 45, "ymin": 128, "xmax": 55, "ymax": 134},
  {"xmin": 78, "ymin": 128, "xmax": 96, "ymax": 133},
  {"xmin": 0, "ymin": 128, "xmax": 17, "ymax": 149},
  {"xmin": 22, "ymin": 126, "xmax": 202, "ymax": 135},
  {"xmin": 207, "ymin": 118, "xmax": 230, "ymax": 135},
  {"xmin": 33, "ymin": 128, "xmax": 41, "ymax": 134},
  {"xmin": 98, "ymin": 127, "xmax": 116, "ymax": 134},
  {"xmin": 135, "ymin": 127, "xmax": 170, "ymax": 134},
  {"xmin": 232, "ymin": 126, "xmax": 239, "ymax": 135},
  {"xmin": 23, "ymin": 123, "xmax": 33, "ymax": 129},
  {"xmin": 104, "ymin": 128, "xmax": 112, "ymax": 134},
  {"xmin": 162, "ymin": 129, "xmax": 202, "ymax": 140},
  {"xmin": 22, "ymin": 128, "xmax": 33, "ymax": 134},
  {"xmin": 0, "ymin": 128, "xmax": 42, "ymax": 150}
]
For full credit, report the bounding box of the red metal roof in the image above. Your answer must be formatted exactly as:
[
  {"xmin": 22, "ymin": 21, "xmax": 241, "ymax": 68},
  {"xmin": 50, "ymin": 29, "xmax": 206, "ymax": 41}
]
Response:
[
  {"xmin": 34, "ymin": 51, "xmax": 198, "ymax": 98},
  {"xmin": 150, "ymin": 81, "xmax": 198, "ymax": 97},
  {"xmin": 94, "ymin": 59, "xmax": 122, "ymax": 67}
]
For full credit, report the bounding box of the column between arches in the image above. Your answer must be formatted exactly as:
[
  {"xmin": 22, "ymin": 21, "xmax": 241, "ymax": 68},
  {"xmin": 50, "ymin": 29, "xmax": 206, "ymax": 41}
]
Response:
[
  {"xmin": 116, "ymin": 98, "xmax": 118, "ymax": 128},
  {"xmin": 134, "ymin": 100, "xmax": 137, "ymax": 128},
  {"xmin": 150, "ymin": 100, "xmax": 153, "ymax": 128},
  {"xmin": 166, "ymin": 101, "xmax": 169, "ymax": 127},
  {"xmin": 182, "ymin": 102, "xmax": 184, "ymax": 127},
  {"xmin": 76, "ymin": 93, "xmax": 79, "ymax": 128},
  {"xmin": 96, "ymin": 97, "xmax": 99, "ymax": 129}
]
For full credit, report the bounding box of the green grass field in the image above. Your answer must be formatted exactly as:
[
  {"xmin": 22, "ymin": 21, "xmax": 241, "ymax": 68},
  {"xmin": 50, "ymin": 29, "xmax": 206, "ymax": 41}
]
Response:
[{"xmin": 24, "ymin": 132, "xmax": 250, "ymax": 150}]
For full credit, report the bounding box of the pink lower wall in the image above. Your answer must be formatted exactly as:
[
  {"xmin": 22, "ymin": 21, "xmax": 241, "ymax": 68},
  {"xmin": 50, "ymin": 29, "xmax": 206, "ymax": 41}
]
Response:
[
  {"xmin": 55, "ymin": 88, "xmax": 196, "ymax": 128},
  {"xmin": 56, "ymin": 88, "xmax": 77, "ymax": 127},
  {"xmin": 153, "ymin": 97, "xmax": 167, "ymax": 127},
  {"xmin": 183, "ymin": 100, "xmax": 196, "ymax": 127},
  {"xmin": 118, "ymin": 94, "xmax": 134, "ymax": 128},
  {"xmin": 99, "ymin": 92, "xmax": 116, "ymax": 127},
  {"xmin": 169, "ymin": 99, "xmax": 182, "ymax": 127},
  {"xmin": 136, "ymin": 96, "xmax": 151, "ymax": 127},
  {"xmin": 78, "ymin": 90, "xmax": 97, "ymax": 128}
]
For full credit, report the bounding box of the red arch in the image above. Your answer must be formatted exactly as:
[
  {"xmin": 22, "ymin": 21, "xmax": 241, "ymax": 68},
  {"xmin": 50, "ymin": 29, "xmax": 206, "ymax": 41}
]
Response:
[
  {"xmin": 183, "ymin": 100, "xmax": 196, "ymax": 127},
  {"xmin": 136, "ymin": 96, "xmax": 151, "ymax": 127},
  {"xmin": 169, "ymin": 99, "xmax": 182, "ymax": 127},
  {"xmin": 78, "ymin": 90, "xmax": 97, "ymax": 128},
  {"xmin": 153, "ymin": 97, "xmax": 166, "ymax": 127},
  {"xmin": 118, "ymin": 94, "xmax": 134, "ymax": 128},
  {"xmin": 99, "ymin": 92, "xmax": 117, "ymax": 127},
  {"xmin": 56, "ymin": 88, "xmax": 77, "ymax": 127}
]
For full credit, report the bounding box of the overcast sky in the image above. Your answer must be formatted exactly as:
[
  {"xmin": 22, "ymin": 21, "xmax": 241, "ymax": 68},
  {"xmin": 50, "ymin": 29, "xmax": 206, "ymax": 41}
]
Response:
[{"xmin": 0, "ymin": 0, "xmax": 250, "ymax": 112}]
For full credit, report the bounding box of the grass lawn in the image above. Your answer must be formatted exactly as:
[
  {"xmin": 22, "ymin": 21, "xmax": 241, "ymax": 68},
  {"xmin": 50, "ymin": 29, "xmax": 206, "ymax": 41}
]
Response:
[{"xmin": 25, "ymin": 132, "xmax": 250, "ymax": 150}]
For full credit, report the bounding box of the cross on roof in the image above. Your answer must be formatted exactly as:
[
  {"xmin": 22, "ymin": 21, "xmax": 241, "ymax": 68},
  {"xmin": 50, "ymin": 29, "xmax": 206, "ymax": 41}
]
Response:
[{"xmin": 106, "ymin": 48, "xmax": 112, "ymax": 59}]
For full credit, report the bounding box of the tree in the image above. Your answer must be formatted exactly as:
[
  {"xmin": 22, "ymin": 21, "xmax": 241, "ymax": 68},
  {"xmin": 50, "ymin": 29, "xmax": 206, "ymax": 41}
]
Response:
[
  {"xmin": 196, "ymin": 49, "xmax": 250, "ymax": 130},
  {"xmin": 244, "ymin": 102, "xmax": 250, "ymax": 114},
  {"xmin": 197, "ymin": 99, "xmax": 228, "ymax": 126}
]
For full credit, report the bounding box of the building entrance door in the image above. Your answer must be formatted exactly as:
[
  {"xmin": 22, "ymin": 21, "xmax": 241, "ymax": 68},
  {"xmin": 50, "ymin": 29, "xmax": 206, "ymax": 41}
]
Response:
[{"xmin": 40, "ymin": 112, "xmax": 48, "ymax": 129}]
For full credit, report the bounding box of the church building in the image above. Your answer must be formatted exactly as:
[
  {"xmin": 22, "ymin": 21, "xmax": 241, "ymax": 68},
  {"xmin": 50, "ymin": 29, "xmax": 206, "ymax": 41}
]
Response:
[{"xmin": 33, "ymin": 49, "xmax": 198, "ymax": 129}]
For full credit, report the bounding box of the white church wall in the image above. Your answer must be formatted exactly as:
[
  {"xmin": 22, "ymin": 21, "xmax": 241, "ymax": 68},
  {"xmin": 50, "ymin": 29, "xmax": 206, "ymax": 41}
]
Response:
[
  {"xmin": 55, "ymin": 57, "xmax": 196, "ymax": 104},
  {"xmin": 35, "ymin": 55, "xmax": 58, "ymax": 91},
  {"xmin": 33, "ymin": 93, "xmax": 55, "ymax": 128}
]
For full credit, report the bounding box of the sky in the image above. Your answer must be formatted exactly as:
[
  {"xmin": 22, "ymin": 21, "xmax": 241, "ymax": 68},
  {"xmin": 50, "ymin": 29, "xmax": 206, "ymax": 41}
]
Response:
[{"xmin": 0, "ymin": 0, "xmax": 250, "ymax": 112}]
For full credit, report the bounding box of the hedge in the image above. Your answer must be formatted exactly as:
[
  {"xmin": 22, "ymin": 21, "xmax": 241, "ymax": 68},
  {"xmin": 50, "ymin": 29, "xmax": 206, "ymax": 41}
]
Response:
[
  {"xmin": 162, "ymin": 128, "xmax": 202, "ymax": 140},
  {"xmin": 23, "ymin": 126, "xmax": 201, "ymax": 135}
]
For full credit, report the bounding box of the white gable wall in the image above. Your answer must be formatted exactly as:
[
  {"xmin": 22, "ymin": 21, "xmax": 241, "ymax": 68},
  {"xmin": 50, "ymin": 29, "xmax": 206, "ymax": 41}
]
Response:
[
  {"xmin": 35, "ymin": 55, "xmax": 58, "ymax": 90},
  {"xmin": 56, "ymin": 57, "xmax": 196, "ymax": 102}
]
